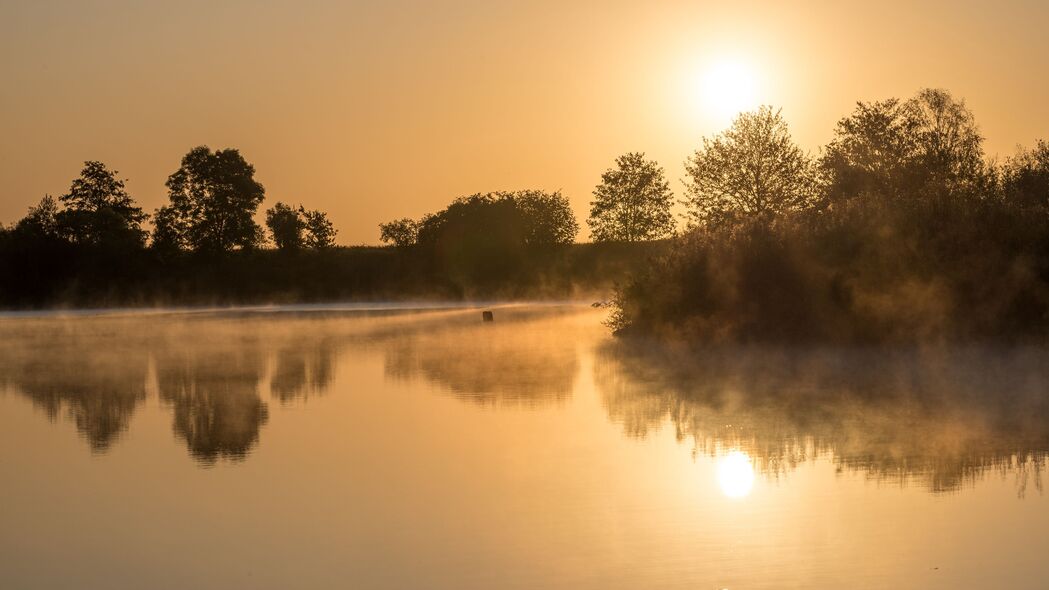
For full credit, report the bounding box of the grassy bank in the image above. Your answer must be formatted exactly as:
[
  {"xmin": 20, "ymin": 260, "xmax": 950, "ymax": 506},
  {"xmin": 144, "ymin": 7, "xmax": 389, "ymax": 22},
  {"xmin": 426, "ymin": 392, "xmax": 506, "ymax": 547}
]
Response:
[{"xmin": 0, "ymin": 241, "xmax": 668, "ymax": 310}]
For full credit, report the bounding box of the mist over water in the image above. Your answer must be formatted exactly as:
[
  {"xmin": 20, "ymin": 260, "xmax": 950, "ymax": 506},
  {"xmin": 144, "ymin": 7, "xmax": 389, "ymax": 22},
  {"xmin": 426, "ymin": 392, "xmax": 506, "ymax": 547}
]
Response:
[
  {"xmin": 2, "ymin": 304, "xmax": 1049, "ymax": 588},
  {"xmin": 597, "ymin": 341, "xmax": 1049, "ymax": 495}
]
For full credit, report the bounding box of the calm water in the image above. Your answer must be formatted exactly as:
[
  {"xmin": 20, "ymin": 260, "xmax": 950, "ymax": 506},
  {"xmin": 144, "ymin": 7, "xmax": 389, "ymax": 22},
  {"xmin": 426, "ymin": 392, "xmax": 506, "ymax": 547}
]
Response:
[{"xmin": 2, "ymin": 304, "xmax": 1048, "ymax": 589}]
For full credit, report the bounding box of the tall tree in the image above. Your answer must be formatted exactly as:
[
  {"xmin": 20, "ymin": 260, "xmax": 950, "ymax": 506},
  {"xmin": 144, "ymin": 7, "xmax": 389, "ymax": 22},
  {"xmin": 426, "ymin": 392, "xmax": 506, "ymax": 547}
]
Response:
[
  {"xmin": 155, "ymin": 146, "xmax": 265, "ymax": 252},
  {"xmin": 684, "ymin": 106, "xmax": 817, "ymax": 227},
  {"xmin": 821, "ymin": 89, "xmax": 985, "ymax": 202},
  {"xmin": 56, "ymin": 161, "xmax": 147, "ymax": 247},
  {"xmin": 907, "ymin": 88, "xmax": 984, "ymax": 187},
  {"xmin": 820, "ymin": 99, "xmax": 919, "ymax": 201},
  {"xmin": 588, "ymin": 153, "xmax": 675, "ymax": 242}
]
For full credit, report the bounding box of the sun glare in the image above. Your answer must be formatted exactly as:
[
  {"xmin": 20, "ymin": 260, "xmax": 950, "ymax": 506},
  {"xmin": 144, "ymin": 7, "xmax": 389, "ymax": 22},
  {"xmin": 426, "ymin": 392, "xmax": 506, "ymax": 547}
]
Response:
[
  {"xmin": 699, "ymin": 59, "xmax": 759, "ymax": 126},
  {"xmin": 716, "ymin": 450, "xmax": 756, "ymax": 499}
]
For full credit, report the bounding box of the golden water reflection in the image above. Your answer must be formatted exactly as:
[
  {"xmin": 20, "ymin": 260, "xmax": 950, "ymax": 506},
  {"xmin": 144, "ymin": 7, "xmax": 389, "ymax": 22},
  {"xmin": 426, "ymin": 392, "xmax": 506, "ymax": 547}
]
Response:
[
  {"xmin": 0, "ymin": 307, "xmax": 585, "ymax": 463},
  {"xmin": 0, "ymin": 305, "xmax": 1048, "ymax": 495},
  {"xmin": 716, "ymin": 450, "xmax": 756, "ymax": 499},
  {"xmin": 597, "ymin": 340, "xmax": 1049, "ymax": 494}
]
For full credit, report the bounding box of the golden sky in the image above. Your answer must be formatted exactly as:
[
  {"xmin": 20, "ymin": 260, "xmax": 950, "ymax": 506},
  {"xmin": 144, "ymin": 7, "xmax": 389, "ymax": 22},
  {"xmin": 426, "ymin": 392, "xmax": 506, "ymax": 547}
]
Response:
[{"xmin": 2, "ymin": 0, "xmax": 1048, "ymax": 243}]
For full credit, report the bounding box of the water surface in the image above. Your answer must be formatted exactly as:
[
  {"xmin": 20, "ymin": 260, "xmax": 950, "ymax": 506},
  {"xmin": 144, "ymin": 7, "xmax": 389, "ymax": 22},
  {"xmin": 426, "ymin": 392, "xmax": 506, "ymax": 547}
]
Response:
[{"xmin": 1, "ymin": 304, "xmax": 1048, "ymax": 589}]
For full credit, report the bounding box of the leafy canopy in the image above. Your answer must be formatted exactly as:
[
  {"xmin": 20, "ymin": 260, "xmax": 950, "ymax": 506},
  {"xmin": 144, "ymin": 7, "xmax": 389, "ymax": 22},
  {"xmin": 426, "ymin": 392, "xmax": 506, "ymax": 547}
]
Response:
[
  {"xmin": 153, "ymin": 146, "xmax": 265, "ymax": 252},
  {"xmin": 265, "ymin": 202, "xmax": 337, "ymax": 250},
  {"xmin": 57, "ymin": 161, "xmax": 148, "ymax": 247},
  {"xmin": 821, "ymin": 89, "xmax": 985, "ymax": 202},
  {"xmin": 684, "ymin": 106, "xmax": 817, "ymax": 228},
  {"xmin": 588, "ymin": 152, "xmax": 675, "ymax": 242}
]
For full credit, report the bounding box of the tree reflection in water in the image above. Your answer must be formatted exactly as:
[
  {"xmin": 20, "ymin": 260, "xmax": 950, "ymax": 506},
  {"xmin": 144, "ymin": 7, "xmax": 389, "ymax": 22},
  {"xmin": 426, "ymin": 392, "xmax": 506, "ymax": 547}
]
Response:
[
  {"xmin": 5, "ymin": 306, "xmax": 1049, "ymax": 491},
  {"xmin": 381, "ymin": 308, "xmax": 581, "ymax": 407},
  {"xmin": 596, "ymin": 341, "xmax": 1049, "ymax": 494},
  {"xmin": 154, "ymin": 343, "xmax": 269, "ymax": 465},
  {"xmin": 270, "ymin": 338, "xmax": 336, "ymax": 403},
  {"xmin": 0, "ymin": 320, "xmax": 149, "ymax": 452},
  {"xmin": 0, "ymin": 307, "xmax": 582, "ymax": 463},
  {"xmin": 0, "ymin": 316, "xmax": 332, "ymax": 464}
]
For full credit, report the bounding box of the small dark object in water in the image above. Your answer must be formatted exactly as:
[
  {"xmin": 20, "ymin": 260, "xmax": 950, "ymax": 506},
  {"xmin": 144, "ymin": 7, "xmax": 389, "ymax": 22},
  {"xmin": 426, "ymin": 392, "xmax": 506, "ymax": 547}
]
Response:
[{"xmin": 482, "ymin": 310, "xmax": 494, "ymax": 322}]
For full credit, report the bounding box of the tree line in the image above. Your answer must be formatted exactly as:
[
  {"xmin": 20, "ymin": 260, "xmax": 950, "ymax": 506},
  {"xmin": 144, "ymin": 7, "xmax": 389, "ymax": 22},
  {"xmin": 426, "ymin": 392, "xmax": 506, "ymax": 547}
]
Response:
[
  {"xmin": 0, "ymin": 146, "xmax": 354, "ymax": 306},
  {"xmin": 0, "ymin": 146, "xmax": 662, "ymax": 305},
  {"xmin": 3, "ymin": 146, "xmax": 337, "ymax": 255},
  {"xmin": 10, "ymin": 88, "xmax": 1040, "ymax": 261},
  {"xmin": 377, "ymin": 153, "xmax": 677, "ymax": 247},
  {"xmin": 6, "ymin": 86, "xmax": 1041, "ymax": 317},
  {"xmin": 612, "ymin": 88, "xmax": 1049, "ymax": 343}
]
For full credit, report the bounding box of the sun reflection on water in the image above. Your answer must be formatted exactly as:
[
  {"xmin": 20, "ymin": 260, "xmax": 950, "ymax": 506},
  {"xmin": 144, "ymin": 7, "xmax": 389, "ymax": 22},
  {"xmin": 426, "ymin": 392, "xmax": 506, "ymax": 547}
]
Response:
[{"xmin": 716, "ymin": 450, "xmax": 755, "ymax": 499}]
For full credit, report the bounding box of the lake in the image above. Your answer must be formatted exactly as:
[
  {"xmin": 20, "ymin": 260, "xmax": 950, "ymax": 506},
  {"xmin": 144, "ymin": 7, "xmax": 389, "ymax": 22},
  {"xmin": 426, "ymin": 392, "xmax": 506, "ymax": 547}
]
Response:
[{"xmin": 1, "ymin": 304, "xmax": 1048, "ymax": 589}]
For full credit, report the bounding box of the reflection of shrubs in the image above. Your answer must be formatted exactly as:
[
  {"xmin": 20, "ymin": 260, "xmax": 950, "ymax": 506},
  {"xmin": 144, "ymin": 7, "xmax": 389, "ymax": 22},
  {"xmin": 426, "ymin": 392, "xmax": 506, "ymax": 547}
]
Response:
[
  {"xmin": 595, "ymin": 340, "xmax": 1049, "ymax": 493},
  {"xmin": 382, "ymin": 308, "xmax": 582, "ymax": 407}
]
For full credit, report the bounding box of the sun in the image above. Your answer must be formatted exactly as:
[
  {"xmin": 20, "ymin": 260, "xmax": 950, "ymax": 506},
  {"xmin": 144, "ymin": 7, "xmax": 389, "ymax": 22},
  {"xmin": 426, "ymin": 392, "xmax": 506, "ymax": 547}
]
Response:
[
  {"xmin": 716, "ymin": 450, "xmax": 756, "ymax": 499},
  {"xmin": 699, "ymin": 58, "xmax": 759, "ymax": 126}
]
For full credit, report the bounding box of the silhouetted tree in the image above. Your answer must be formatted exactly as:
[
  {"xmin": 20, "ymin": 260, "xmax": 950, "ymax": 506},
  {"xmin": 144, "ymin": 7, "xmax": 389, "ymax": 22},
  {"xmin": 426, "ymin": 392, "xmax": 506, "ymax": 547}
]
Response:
[
  {"xmin": 265, "ymin": 202, "xmax": 305, "ymax": 250},
  {"xmin": 0, "ymin": 196, "xmax": 77, "ymax": 304},
  {"xmin": 149, "ymin": 203, "xmax": 185, "ymax": 254},
  {"xmin": 821, "ymin": 89, "xmax": 985, "ymax": 202},
  {"xmin": 684, "ymin": 106, "xmax": 817, "ymax": 227},
  {"xmin": 588, "ymin": 152, "xmax": 675, "ymax": 242},
  {"xmin": 16, "ymin": 195, "xmax": 61, "ymax": 237},
  {"xmin": 154, "ymin": 146, "xmax": 265, "ymax": 252},
  {"xmin": 1001, "ymin": 140, "xmax": 1049, "ymax": 210},
  {"xmin": 513, "ymin": 189, "xmax": 578, "ymax": 245},
  {"xmin": 55, "ymin": 161, "xmax": 147, "ymax": 247},
  {"xmin": 407, "ymin": 190, "xmax": 577, "ymax": 251},
  {"xmin": 820, "ymin": 99, "xmax": 919, "ymax": 201},
  {"xmin": 416, "ymin": 193, "xmax": 527, "ymax": 282},
  {"xmin": 907, "ymin": 88, "xmax": 984, "ymax": 187},
  {"xmin": 301, "ymin": 207, "xmax": 336, "ymax": 249},
  {"xmin": 379, "ymin": 217, "xmax": 420, "ymax": 248},
  {"xmin": 381, "ymin": 190, "xmax": 579, "ymax": 284},
  {"xmin": 263, "ymin": 202, "xmax": 335, "ymax": 250}
]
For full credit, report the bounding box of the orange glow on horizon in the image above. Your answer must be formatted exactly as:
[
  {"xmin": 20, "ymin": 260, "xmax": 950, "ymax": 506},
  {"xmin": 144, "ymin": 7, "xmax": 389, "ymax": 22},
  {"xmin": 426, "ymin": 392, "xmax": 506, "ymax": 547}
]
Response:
[{"xmin": 2, "ymin": 1, "xmax": 1048, "ymax": 243}]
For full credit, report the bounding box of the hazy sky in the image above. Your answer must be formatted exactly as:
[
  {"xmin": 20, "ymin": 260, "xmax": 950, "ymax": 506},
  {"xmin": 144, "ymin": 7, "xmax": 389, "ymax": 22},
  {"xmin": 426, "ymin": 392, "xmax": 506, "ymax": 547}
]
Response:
[{"xmin": 3, "ymin": 0, "xmax": 1049, "ymax": 243}]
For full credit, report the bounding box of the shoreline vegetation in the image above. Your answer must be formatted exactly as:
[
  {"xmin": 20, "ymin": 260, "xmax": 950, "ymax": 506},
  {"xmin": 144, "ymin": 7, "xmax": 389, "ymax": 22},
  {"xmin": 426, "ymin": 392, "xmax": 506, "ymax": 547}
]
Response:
[
  {"xmin": 0, "ymin": 240, "xmax": 666, "ymax": 310},
  {"xmin": 5, "ymin": 87, "xmax": 1049, "ymax": 345},
  {"xmin": 612, "ymin": 89, "xmax": 1049, "ymax": 344}
]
